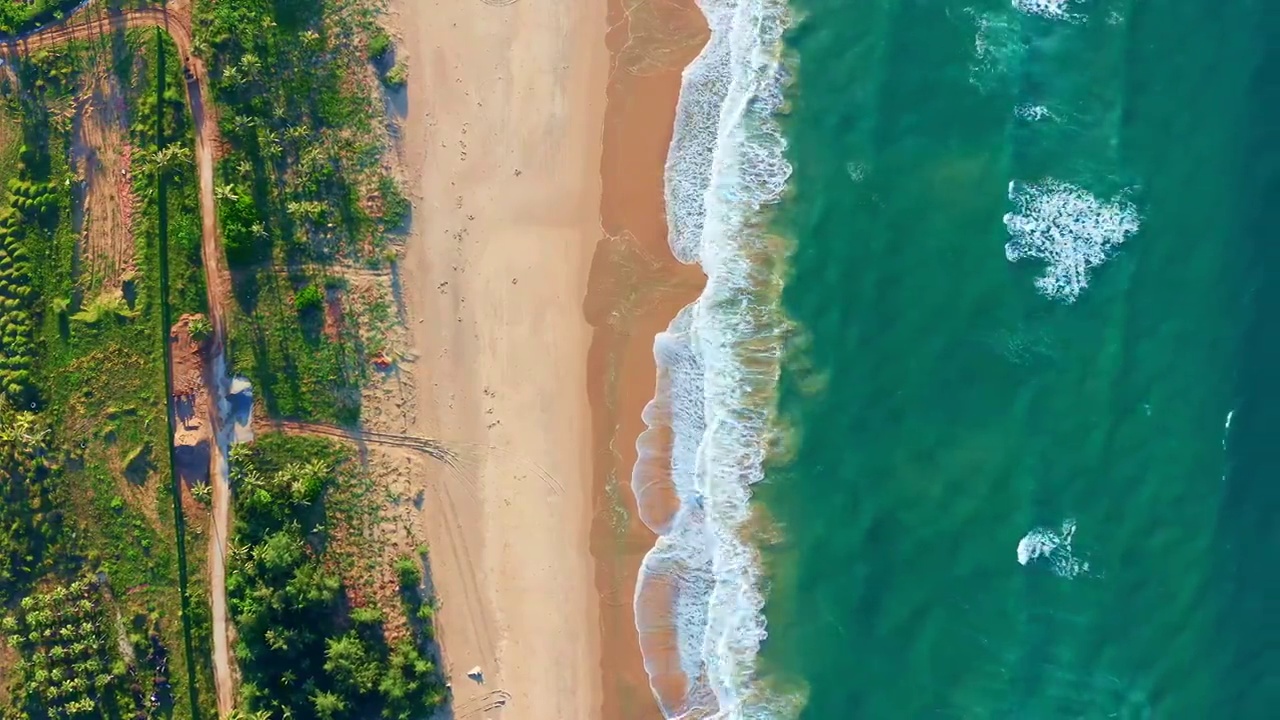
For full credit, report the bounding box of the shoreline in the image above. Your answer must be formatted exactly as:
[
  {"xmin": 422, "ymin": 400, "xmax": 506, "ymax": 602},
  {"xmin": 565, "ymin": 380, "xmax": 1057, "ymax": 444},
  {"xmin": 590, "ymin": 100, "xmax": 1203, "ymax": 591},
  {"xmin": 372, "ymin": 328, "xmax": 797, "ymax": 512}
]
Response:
[
  {"xmin": 606, "ymin": 0, "xmax": 798, "ymax": 714},
  {"xmin": 591, "ymin": 0, "xmax": 708, "ymax": 717},
  {"xmin": 384, "ymin": 0, "xmax": 714, "ymax": 715}
]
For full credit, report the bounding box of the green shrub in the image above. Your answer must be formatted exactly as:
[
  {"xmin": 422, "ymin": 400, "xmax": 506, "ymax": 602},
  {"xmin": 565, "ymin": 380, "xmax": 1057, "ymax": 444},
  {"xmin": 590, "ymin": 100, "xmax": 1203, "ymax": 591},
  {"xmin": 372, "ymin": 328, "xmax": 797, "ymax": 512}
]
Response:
[
  {"xmin": 383, "ymin": 62, "xmax": 408, "ymax": 89},
  {"xmin": 221, "ymin": 191, "xmax": 264, "ymax": 267},
  {"xmin": 367, "ymin": 30, "xmax": 392, "ymax": 61},
  {"xmin": 188, "ymin": 315, "xmax": 213, "ymax": 342},
  {"xmin": 294, "ymin": 285, "xmax": 325, "ymax": 314},
  {"xmin": 379, "ymin": 175, "xmax": 410, "ymax": 231},
  {"xmin": 350, "ymin": 606, "xmax": 383, "ymax": 626},
  {"xmin": 394, "ymin": 556, "xmax": 422, "ymax": 589},
  {"xmin": 415, "ymin": 602, "xmax": 433, "ymax": 622}
]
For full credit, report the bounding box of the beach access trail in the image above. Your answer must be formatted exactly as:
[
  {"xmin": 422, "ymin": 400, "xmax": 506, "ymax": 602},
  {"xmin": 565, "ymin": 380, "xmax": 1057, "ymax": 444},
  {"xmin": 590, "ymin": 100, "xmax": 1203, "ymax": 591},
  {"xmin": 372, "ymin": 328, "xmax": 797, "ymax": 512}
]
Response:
[{"xmin": 1, "ymin": 1, "xmax": 238, "ymax": 715}]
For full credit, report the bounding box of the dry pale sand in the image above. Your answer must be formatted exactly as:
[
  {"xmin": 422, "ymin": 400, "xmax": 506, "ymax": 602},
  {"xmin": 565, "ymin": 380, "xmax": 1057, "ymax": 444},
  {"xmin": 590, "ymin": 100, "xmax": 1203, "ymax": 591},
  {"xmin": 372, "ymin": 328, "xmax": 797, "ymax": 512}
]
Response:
[{"xmin": 388, "ymin": 0, "xmax": 609, "ymax": 718}]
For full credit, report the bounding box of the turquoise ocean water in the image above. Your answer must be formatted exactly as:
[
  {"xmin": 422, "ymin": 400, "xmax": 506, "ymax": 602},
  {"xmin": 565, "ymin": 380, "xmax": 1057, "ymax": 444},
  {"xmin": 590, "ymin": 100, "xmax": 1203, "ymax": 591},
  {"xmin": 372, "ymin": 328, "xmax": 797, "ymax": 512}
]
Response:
[
  {"xmin": 757, "ymin": 0, "xmax": 1276, "ymax": 717},
  {"xmin": 633, "ymin": 0, "xmax": 1278, "ymax": 717}
]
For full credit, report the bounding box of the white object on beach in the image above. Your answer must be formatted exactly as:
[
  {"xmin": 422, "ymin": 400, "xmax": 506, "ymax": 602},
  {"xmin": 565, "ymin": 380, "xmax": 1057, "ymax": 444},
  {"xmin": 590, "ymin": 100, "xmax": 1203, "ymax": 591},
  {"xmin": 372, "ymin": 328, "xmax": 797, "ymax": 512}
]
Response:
[{"xmin": 467, "ymin": 665, "xmax": 483, "ymax": 682}]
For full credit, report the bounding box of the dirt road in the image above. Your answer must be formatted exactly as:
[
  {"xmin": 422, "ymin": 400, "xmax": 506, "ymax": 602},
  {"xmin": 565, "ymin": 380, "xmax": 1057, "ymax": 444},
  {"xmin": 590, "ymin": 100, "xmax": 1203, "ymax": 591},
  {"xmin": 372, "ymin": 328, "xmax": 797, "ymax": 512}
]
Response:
[{"xmin": 2, "ymin": 3, "xmax": 238, "ymax": 716}]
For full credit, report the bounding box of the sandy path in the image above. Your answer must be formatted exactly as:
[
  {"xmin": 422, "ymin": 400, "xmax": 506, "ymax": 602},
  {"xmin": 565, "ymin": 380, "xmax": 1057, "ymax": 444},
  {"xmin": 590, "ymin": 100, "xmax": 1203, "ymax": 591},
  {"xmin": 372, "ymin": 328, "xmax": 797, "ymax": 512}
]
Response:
[
  {"xmin": 174, "ymin": 40, "xmax": 237, "ymax": 720},
  {"xmin": 387, "ymin": 0, "xmax": 608, "ymax": 717},
  {"xmin": 3, "ymin": 4, "xmax": 237, "ymax": 715}
]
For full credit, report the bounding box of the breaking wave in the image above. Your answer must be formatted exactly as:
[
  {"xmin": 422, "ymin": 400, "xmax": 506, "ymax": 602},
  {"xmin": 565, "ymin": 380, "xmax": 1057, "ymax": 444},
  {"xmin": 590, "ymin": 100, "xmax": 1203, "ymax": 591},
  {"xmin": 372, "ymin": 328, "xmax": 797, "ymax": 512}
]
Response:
[
  {"xmin": 966, "ymin": 6, "xmax": 1029, "ymax": 92},
  {"xmin": 1004, "ymin": 179, "xmax": 1141, "ymax": 302},
  {"xmin": 633, "ymin": 0, "xmax": 796, "ymax": 717},
  {"xmin": 1017, "ymin": 518, "xmax": 1090, "ymax": 578},
  {"xmin": 1012, "ymin": 0, "xmax": 1085, "ymax": 23},
  {"xmin": 1014, "ymin": 103, "xmax": 1054, "ymax": 121}
]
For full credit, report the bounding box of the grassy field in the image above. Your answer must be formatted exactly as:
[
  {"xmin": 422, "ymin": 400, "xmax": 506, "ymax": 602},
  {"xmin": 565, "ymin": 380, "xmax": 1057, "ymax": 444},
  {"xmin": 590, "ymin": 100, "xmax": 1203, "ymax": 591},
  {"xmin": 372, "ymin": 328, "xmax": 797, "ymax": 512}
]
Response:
[
  {"xmin": 0, "ymin": 25, "xmax": 215, "ymax": 720},
  {"xmin": 196, "ymin": 0, "xmax": 409, "ymax": 426}
]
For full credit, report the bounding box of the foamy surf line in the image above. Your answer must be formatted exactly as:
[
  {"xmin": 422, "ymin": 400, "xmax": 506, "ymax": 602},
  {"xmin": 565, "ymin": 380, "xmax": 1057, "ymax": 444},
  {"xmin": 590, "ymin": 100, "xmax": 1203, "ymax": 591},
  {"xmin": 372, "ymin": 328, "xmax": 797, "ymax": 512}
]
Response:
[{"xmin": 631, "ymin": 0, "xmax": 796, "ymax": 717}]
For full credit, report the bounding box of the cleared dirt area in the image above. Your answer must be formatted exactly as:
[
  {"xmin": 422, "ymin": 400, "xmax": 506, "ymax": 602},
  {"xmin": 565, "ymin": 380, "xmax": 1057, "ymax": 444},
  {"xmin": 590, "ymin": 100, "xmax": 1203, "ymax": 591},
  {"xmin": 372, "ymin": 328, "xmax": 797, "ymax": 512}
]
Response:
[
  {"xmin": 71, "ymin": 63, "xmax": 135, "ymax": 290},
  {"xmin": 170, "ymin": 313, "xmax": 212, "ymax": 478}
]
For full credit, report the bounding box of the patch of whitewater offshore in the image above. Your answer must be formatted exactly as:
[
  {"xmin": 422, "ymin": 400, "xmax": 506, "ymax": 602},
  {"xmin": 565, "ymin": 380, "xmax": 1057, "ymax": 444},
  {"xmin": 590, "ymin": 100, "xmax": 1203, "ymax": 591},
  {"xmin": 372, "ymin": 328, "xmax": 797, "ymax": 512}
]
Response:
[
  {"xmin": 1004, "ymin": 179, "xmax": 1141, "ymax": 303},
  {"xmin": 1017, "ymin": 518, "xmax": 1091, "ymax": 578},
  {"xmin": 632, "ymin": 0, "xmax": 798, "ymax": 717},
  {"xmin": 1013, "ymin": 0, "xmax": 1085, "ymax": 23}
]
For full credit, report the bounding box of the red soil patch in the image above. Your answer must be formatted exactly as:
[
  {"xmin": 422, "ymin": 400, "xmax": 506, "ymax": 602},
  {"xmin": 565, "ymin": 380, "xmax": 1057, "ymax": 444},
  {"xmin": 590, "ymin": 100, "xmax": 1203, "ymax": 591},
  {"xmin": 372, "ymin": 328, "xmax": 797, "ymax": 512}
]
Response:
[
  {"xmin": 169, "ymin": 314, "xmax": 213, "ymax": 491},
  {"xmin": 324, "ymin": 287, "xmax": 344, "ymax": 342},
  {"xmin": 71, "ymin": 67, "xmax": 136, "ymax": 288}
]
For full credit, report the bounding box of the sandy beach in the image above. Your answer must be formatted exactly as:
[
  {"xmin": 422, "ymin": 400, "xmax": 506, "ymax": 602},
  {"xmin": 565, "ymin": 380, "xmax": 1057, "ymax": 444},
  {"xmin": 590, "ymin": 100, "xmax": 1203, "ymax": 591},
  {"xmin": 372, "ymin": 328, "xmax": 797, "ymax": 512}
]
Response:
[
  {"xmin": 388, "ymin": 0, "xmax": 607, "ymax": 717},
  {"xmin": 387, "ymin": 0, "xmax": 704, "ymax": 716}
]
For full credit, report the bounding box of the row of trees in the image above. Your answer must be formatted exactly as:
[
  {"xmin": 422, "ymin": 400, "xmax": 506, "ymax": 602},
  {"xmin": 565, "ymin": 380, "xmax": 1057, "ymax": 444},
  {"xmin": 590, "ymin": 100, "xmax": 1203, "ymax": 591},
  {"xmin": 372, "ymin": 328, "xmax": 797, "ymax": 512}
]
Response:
[
  {"xmin": 227, "ymin": 436, "xmax": 447, "ymax": 719},
  {"xmin": 0, "ymin": 168, "xmax": 54, "ymax": 403},
  {"xmin": 0, "ymin": 400, "xmax": 56, "ymax": 597}
]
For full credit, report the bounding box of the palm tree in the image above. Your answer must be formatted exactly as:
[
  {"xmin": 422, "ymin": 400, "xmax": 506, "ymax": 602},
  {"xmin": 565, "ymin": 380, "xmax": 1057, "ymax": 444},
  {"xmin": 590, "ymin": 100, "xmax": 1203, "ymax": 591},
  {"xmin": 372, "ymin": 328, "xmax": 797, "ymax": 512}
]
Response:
[
  {"xmin": 238, "ymin": 467, "xmax": 265, "ymax": 490},
  {"xmin": 221, "ymin": 64, "xmax": 241, "ymax": 88},
  {"xmin": 260, "ymin": 128, "xmax": 282, "ymax": 161},
  {"xmin": 216, "ymin": 184, "xmax": 242, "ymax": 203},
  {"xmin": 192, "ymin": 480, "xmax": 213, "ymax": 505},
  {"xmin": 303, "ymin": 459, "xmax": 330, "ymax": 481},
  {"xmin": 144, "ymin": 144, "xmax": 193, "ymax": 175}
]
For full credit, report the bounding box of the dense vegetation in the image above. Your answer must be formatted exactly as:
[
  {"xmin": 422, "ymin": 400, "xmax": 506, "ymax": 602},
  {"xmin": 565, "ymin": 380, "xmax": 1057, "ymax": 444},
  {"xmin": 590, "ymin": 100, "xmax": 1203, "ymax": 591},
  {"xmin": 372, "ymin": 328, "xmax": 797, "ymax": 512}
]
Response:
[
  {"xmin": 0, "ymin": 402, "xmax": 57, "ymax": 600},
  {"xmin": 0, "ymin": 0, "xmax": 82, "ymax": 35},
  {"xmin": 0, "ymin": 1, "xmax": 420, "ymax": 716},
  {"xmin": 195, "ymin": 0, "xmax": 409, "ymax": 424},
  {"xmin": 0, "ymin": 165, "xmax": 58, "ymax": 404},
  {"xmin": 228, "ymin": 434, "xmax": 446, "ymax": 719},
  {"xmin": 0, "ymin": 28, "xmax": 213, "ymax": 720},
  {"xmin": 1, "ymin": 575, "xmax": 173, "ymax": 719}
]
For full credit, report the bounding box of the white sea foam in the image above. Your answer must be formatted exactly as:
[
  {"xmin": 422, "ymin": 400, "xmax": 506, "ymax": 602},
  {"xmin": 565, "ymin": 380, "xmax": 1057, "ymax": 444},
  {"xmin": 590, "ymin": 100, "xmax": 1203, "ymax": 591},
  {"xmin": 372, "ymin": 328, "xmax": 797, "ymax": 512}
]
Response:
[
  {"xmin": 967, "ymin": 8, "xmax": 1027, "ymax": 92},
  {"xmin": 1013, "ymin": 0, "xmax": 1085, "ymax": 22},
  {"xmin": 1004, "ymin": 179, "xmax": 1140, "ymax": 303},
  {"xmin": 1017, "ymin": 519, "xmax": 1090, "ymax": 577},
  {"xmin": 1014, "ymin": 103, "xmax": 1054, "ymax": 121},
  {"xmin": 635, "ymin": 0, "xmax": 796, "ymax": 716}
]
